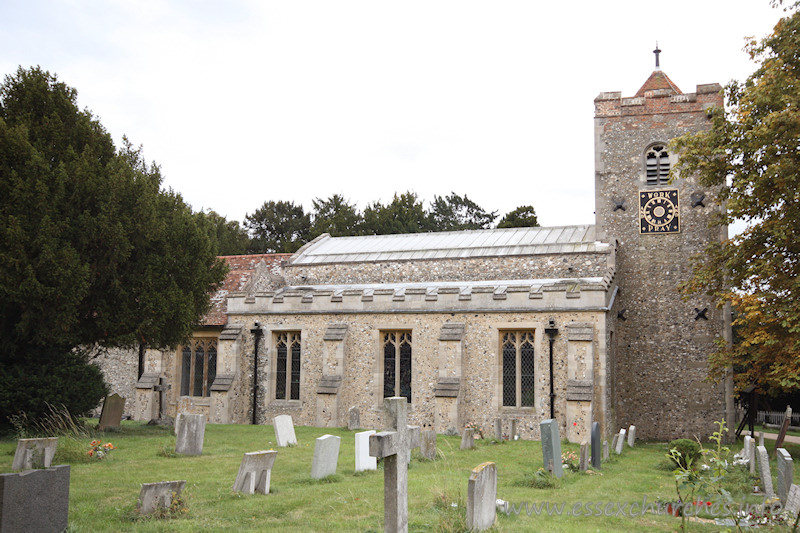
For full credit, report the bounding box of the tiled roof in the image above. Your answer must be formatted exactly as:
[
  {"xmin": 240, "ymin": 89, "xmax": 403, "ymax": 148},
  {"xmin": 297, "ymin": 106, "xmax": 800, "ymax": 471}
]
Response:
[
  {"xmin": 635, "ymin": 70, "xmax": 682, "ymax": 97},
  {"xmin": 289, "ymin": 225, "xmax": 607, "ymax": 265},
  {"xmin": 203, "ymin": 254, "xmax": 290, "ymax": 326}
]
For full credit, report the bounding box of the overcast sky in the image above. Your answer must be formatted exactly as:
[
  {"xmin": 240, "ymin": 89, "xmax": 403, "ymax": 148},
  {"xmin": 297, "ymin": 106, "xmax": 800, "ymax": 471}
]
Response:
[{"xmin": 0, "ymin": 1, "xmax": 786, "ymax": 228}]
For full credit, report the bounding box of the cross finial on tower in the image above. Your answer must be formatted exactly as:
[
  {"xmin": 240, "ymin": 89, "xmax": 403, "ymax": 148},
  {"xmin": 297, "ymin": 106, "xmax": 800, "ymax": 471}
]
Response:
[{"xmin": 653, "ymin": 42, "xmax": 661, "ymax": 70}]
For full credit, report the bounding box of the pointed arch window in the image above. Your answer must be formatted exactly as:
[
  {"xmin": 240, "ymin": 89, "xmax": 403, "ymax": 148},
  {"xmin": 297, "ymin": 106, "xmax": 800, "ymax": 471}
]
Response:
[
  {"xmin": 501, "ymin": 331, "xmax": 535, "ymax": 407},
  {"xmin": 383, "ymin": 331, "xmax": 412, "ymax": 402},
  {"xmin": 275, "ymin": 332, "xmax": 301, "ymax": 400},
  {"xmin": 180, "ymin": 338, "xmax": 217, "ymax": 397},
  {"xmin": 645, "ymin": 145, "xmax": 670, "ymax": 185}
]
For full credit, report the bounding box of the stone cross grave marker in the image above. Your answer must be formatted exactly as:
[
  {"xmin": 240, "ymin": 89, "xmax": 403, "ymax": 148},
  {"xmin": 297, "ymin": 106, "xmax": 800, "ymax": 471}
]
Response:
[
  {"xmin": 419, "ymin": 429, "xmax": 437, "ymax": 460},
  {"xmin": 461, "ymin": 428, "xmax": 475, "ymax": 450},
  {"xmin": 175, "ymin": 414, "xmax": 205, "ymax": 455},
  {"xmin": 615, "ymin": 429, "xmax": 626, "ymax": 455},
  {"xmin": 579, "ymin": 441, "xmax": 589, "ymax": 471},
  {"xmin": 233, "ymin": 450, "xmax": 277, "ymax": 494},
  {"xmin": 540, "ymin": 419, "xmax": 563, "ymax": 478},
  {"xmin": 12, "ymin": 437, "xmax": 58, "ymax": 471},
  {"xmin": 0, "ymin": 464, "xmax": 70, "ymax": 533},
  {"xmin": 97, "ymin": 393, "xmax": 125, "ymax": 431},
  {"xmin": 355, "ymin": 430, "xmax": 377, "ymax": 472},
  {"xmin": 137, "ymin": 480, "xmax": 186, "ymax": 515},
  {"xmin": 311, "ymin": 434, "xmax": 341, "ymax": 479},
  {"xmin": 348, "ymin": 406, "xmax": 361, "ymax": 430},
  {"xmin": 757, "ymin": 445, "xmax": 775, "ymax": 497},
  {"xmin": 602, "ymin": 440, "xmax": 609, "ymax": 461},
  {"xmin": 494, "ymin": 418, "xmax": 502, "ymax": 440},
  {"xmin": 273, "ymin": 415, "xmax": 298, "ymax": 447},
  {"xmin": 154, "ymin": 377, "xmax": 171, "ymax": 420},
  {"xmin": 466, "ymin": 462, "xmax": 497, "ymax": 532},
  {"xmin": 591, "ymin": 422, "xmax": 601, "ymax": 469},
  {"xmin": 627, "ymin": 425, "xmax": 636, "ymax": 447},
  {"xmin": 776, "ymin": 406, "xmax": 793, "ymax": 450},
  {"xmin": 777, "ymin": 448, "xmax": 794, "ymax": 505},
  {"xmin": 786, "ymin": 484, "xmax": 800, "ymax": 518},
  {"xmin": 369, "ymin": 396, "xmax": 420, "ymax": 533}
]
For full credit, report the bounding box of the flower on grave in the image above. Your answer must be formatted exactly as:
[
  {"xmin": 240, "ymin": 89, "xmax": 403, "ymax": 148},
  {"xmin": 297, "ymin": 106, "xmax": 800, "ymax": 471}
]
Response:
[{"xmin": 87, "ymin": 440, "xmax": 115, "ymax": 460}]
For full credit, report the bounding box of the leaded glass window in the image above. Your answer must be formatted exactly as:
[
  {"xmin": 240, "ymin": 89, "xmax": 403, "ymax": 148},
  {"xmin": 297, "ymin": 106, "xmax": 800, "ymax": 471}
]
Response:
[
  {"xmin": 645, "ymin": 145, "xmax": 670, "ymax": 185},
  {"xmin": 383, "ymin": 331, "xmax": 412, "ymax": 403},
  {"xmin": 276, "ymin": 332, "xmax": 301, "ymax": 400},
  {"xmin": 501, "ymin": 331, "xmax": 535, "ymax": 407},
  {"xmin": 179, "ymin": 338, "xmax": 217, "ymax": 397}
]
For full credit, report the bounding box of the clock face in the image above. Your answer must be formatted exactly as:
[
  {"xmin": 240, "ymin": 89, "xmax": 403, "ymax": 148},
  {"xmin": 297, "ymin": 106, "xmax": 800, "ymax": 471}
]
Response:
[{"xmin": 639, "ymin": 189, "xmax": 679, "ymax": 234}]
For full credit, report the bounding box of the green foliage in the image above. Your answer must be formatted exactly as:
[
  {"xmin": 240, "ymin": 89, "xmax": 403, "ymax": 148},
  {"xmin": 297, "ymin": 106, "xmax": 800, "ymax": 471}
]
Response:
[
  {"xmin": 362, "ymin": 191, "xmax": 431, "ymax": 235},
  {"xmin": 673, "ymin": 5, "xmax": 800, "ymax": 395},
  {"xmin": 666, "ymin": 439, "xmax": 701, "ymax": 469},
  {"xmin": 310, "ymin": 194, "xmax": 363, "ymax": 237},
  {"xmin": 497, "ymin": 205, "xmax": 540, "ymax": 228},
  {"xmin": 427, "ymin": 192, "xmax": 497, "ymax": 231},
  {"xmin": 195, "ymin": 209, "xmax": 250, "ymax": 255},
  {"xmin": 244, "ymin": 200, "xmax": 311, "ymax": 253},
  {"xmin": 517, "ymin": 467, "xmax": 561, "ymax": 489}
]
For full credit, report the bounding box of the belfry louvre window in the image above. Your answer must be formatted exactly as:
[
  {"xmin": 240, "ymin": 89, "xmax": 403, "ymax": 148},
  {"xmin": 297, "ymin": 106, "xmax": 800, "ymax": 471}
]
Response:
[
  {"xmin": 275, "ymin": 332, "xmax": 301, "ymax": 400},
  {"xmin": 383, "ymin": 331, "xmax": 412, "ymax": 403},
  {"xmin": 502, "ymin": 331, "xmax": 535, "ymax": 407},
  {"xmin": 645, "ymin": 145, "xmax": 670, "ymax": 185},
  {"xmin": 180, "ymin": 338, "xmax": 217, "ymax": 397}
]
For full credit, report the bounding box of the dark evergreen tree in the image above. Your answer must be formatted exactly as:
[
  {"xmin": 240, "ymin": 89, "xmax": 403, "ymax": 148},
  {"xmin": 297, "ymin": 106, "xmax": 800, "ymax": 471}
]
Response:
[
  {"xmin": 497, "ymin": 205, "xmax": 540, "ymax": 228},
  {"xmin": 310, "ymin": 194, "xmax": 362, "ymax": 237},
  {"xmin": 362, "ymin": 192, "xmax": 431, "ymax": 235},
  {"xmin": 427, "ymin": 192, "xmax": 497, "ymax": 231},
  {"xmin": 244, "ymin": 200, "xmax": 311, "ymax": 253}
]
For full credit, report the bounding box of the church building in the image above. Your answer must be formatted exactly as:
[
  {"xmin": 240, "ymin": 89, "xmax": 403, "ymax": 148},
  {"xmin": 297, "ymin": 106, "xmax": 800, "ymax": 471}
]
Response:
[{"xmin": 116, "ymin": 59, "xmax": 731, "ymax": 442}]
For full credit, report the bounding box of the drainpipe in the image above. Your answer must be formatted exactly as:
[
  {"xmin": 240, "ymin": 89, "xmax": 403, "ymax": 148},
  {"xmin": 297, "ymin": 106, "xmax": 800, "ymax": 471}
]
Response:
[
  {"xmin": 251, "ymin": 322, "xmax": 262, "ymax": 425},
  {"xmin": 545, "ymin": 319, "xmax": 559, "ymax": 420}
]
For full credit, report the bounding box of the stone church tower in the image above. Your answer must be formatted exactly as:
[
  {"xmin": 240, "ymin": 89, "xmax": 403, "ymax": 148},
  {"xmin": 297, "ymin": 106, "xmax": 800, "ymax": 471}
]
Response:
[{"xmin": 594, "ymin": 50, "xmax": 733, "ymax": 440}]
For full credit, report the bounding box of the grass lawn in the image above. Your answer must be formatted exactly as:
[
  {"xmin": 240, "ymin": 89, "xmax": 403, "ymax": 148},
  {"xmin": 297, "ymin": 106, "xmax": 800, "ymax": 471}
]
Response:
[{"xmin": 0, "ymin": 421, "xmax": 793, "ymax": 532}]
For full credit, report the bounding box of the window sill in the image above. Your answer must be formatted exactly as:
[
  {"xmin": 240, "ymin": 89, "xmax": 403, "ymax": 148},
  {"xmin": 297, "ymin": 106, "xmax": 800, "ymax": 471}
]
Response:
[{"xmin": 269, "ymin": 399, "xmax": 302, "ymax": 409}]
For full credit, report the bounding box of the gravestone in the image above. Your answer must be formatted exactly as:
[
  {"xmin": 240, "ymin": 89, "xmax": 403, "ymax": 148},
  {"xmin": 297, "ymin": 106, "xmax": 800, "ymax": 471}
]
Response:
[
  {"xmin": 776, "ymin": 406, "xmax": 793, "ymax": 450},
  {"xmin": 494, "ymin": 418, "xmax": 502, "ymax": 440},
  {"xmin": 590, "ymin": 422, "xmax": 601, "ymax": 469},
  {"xmin": 98, "ymin": 393, "xmax": 125, "ymax": 431},
  {"xmin": 579, "ymin": 441, "xmax": 589, "ymax": 471},
  {"xmin": 0, "ymin": 465, "xmax": 69, "ymax": 533},
  {"xmin": 602, "ymin": 440, "xmax": 609, "ymax": 461},
  {"xmin": 348, "ymin": 406, "xmax": 361, "ymax": 430},
  {"xmin": 611, "ymin": 433, "xmax": 619, "ymax": 453},
  {"xmin": 311, "ymin": 434, "xmax": 341, "ymax": 479},
  {"xmin": 12, "ymin": 437, "xmax": 58, "ymax": 471},
  {"xmin": 369, "ymin": 397, "xmax": 420, "ymax": 533},
  {"xmin": 777, "ymin": 448, "xmax": 793, "ymax": 504},
  {"xmin": 756, "ymin": 445, "xmax": 775, "ymax": 497},
  {"xmin": 175, "ymin": 413, "xmax": 205, "ymax": 455},
  {"xmin": 539, "ymin": 419, "xmax": 563, "ymax": 478},
  {"xmin": 786, "ymin": 484, "xmax": 800, "ymax": 517},
  {"xmin": 419, "ymin": 430, "xmax": 437, "ymax": 460},
  {"xmin": 137, "ymin": 480, "xmax": 186, "ymax": 515},
  {"xmin": 615, "ymin": 429, "xmax": 626, "ymax": 455},
  {"xmin": 759, "ymin": 432, "xmax": 765, "ymax": 448},
  {"xmin": 461, "ymin": 428, "xmax": 475, "ymax": 450},
  {"xmin": 233, "ymin": 450, "xmax": 277, "ymax": 494},
  {"xmin": 466, "ymin": 462, "xmax": 497, "ymax": 532},
  {"xmin": 745, "ymin": 436, "xmax": 756, "ymax": 474},
  {"xmin": 273, "ymin": 414, "xmax": 298, "ymax": 447},
  {"xmin": 174, "ymin": 412, "xmax": 183, "ymax": 435},
  {"xmin": 627, "ymin": 425, "xmax": 636, "ymax": 447},
  {"xmin": 510, "ymin": 419, "xmax": 518, "ymax": 440},
  {"xmin": 355, "ymin": 430, "xmax": 377, "ymax": 472}
]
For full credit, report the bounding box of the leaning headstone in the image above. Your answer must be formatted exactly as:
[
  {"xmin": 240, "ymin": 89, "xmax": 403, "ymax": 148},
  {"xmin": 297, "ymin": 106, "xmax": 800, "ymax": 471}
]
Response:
[
  {"xmin": 369, "ymin": 397, "xmax": 420, "ymax": 533},
  {"xmin": 461, "ymin": 428, "xmax": 475, "ymax": 450},
  {"xmin": 776, "ymin": 406, "xmax": 793, "ymax": 450},
  {"xmin": 579, "ymin": 441, "xmax": 589, "ymax": 471},
  {"xmin": 97, "ymin": 393, "xmax": 125, "ymax": 431},
  {"xmin": 137, "ymin": 480, "xmax": 186, "ymax": 515},
  {"xmin": 540, "ymin": 419, "xmax": 563, "ymax": 478},
  {"xmin": 0, "ymin": 465, "xmax": 70, "ymax": 533},
  {"xmin": 759, "ymin": 432, "xmax": 765, "ymax": 448},
  {"xmin": 466, "ymin": 462, "xmax": 497, "ymax": 532},
  {"xmin": 615, "ymin": 429, "xmax": 626, "ymax": 455},
  {"xmin": 419, "ymin": 429, "xmax": 437, "ymax": 460},
  {"xmin": 757, "ymin": 445, "xmax": 775, "ymax": 497},
  {"xmin": 273, "ymin": 414, "xmax": 297, "ymax": 447},
  {"xmin": 611, "ymin": 433, "xmax": 619, "ymax": 453},
  {"xmin": 786, "ymin": 484, "xmax": 800, "ymax": 517},
  {"xmin": 602, "ymin": 440, "xmax": 609, "ymax": 461},
  {"xmin": 591, "ymin": 422, "xmax": 601, "ymax": 469},
  {"xmin": 627, "ymin": 425, "xmax": 636, "ymax": 447},
  {"xmin": 348, "ymin": 406, "xmax": 361, "ymax": 430},
  {"xmin": 233, "ymin": 450, "xmax": 277, "ymax": 494},
  {"xmin": 355, "ymin": 430, "xmax": 377, "ymax": 472},
  {"xmin": 175, "ymin": 413, "xmax": 205, "ymax": 455},
  {"xmin": 311, "ymin": 434, "xmax": 341, "ymax": 479},
  {"xmin": 12, "ymin": 437, "xmax": 58, "ymax": 471},
  {"xmin": 510, "ymin": 419, "xmax": 518, "ymax": 440},
  {"xmin": 777, "ymin": 448, "xmax": 794, "ymax": 504}
]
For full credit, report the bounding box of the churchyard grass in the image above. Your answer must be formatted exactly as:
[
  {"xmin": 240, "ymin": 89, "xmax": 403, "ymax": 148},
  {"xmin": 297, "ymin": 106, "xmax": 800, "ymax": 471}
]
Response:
[{"xmin": 0, "ymin": 421, "xmax": 792, "ymax": 532}]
